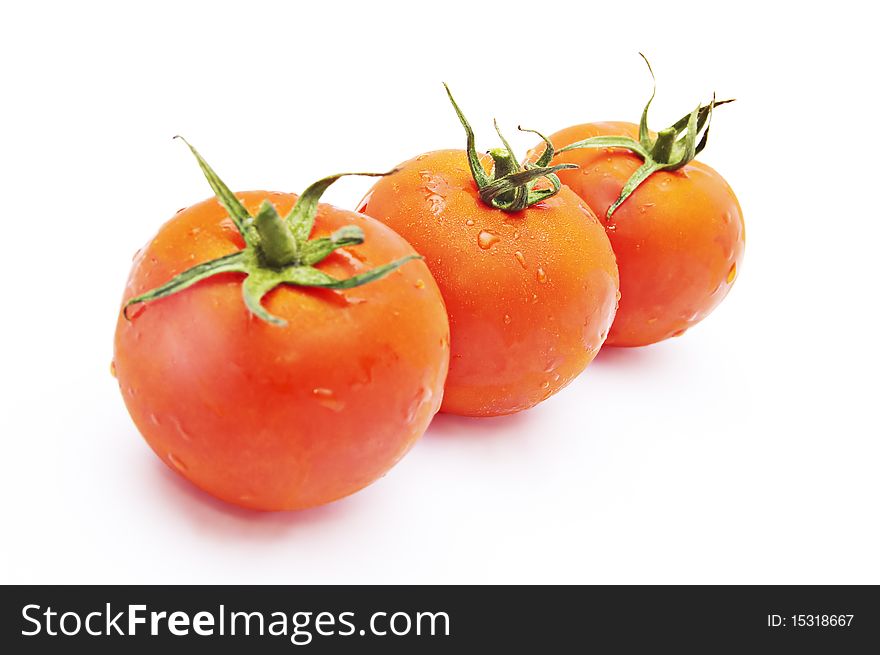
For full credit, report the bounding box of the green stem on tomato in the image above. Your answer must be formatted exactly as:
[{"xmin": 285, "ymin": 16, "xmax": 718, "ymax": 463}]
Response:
[
  {"xmin": 554, "ymin": 53, "xmax": 735, "ymax": 219},
  {"xmin": 123, "ymin": 141, "xmax": 417, "ymax": 327},
  {"xmin": 443, "ymin": 83, "xmax": 575, "ymax": 213}
]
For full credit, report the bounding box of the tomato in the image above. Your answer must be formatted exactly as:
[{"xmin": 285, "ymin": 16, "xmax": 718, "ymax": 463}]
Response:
[
  {"xmin": 357, "ymin": 88, "xmax": 619, "ymax": 417},
  {"xmin": 114, "ymin": 141, "xmax": 449, "ymax": 511},
  {"xmin": 529, "ymin": 60, "xmax": 744, "ymax": 347}
]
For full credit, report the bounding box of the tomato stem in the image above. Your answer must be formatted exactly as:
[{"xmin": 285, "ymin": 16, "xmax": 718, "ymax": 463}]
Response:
[
  {"xmin": 254, "ymin": 200, "xmax": 300, "ymax": 268},
  {"xmin": 651, "ymin": 127, "xmax": 677, "ymax": 165},
  {"xmin": 443, "ymin": 84, "xmax": 575, "ymax": 212},
  {"xmin": 554, "ymin": 54, "xmax": 735, "ymax": 218},
  {"xmin": 123, "ymin": 141, "xmax": 419, "ymax": 326}
]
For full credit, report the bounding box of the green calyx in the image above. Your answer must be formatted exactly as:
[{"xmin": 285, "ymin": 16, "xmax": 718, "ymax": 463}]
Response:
[
  {"xmin": 444, "ymin": 84, "xmax": 576, "ymax": 212},
  {"xmin": 123, "ymin": 137, "xmax": 418, "ymax": 327},
  {"xmin": 555, "ymin": 53, "xmax": 735, "ymax": 218}
]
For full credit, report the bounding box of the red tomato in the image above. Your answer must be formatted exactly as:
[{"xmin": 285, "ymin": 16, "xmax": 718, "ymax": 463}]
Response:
[
  {"xmin": 114, "ymin": 144, "xmax": 449, "ymax": 511},
  {"xmin": 529, "ymin": 63, "xmax": 744, "ymax": 346},
  {"xmin": 358, "ymin": 88, "xmax": 619, "ymax": 416}
]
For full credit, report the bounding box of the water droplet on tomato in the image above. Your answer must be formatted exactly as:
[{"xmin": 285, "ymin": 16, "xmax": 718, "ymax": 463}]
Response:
[
  {"xmin": 466, "ymin": 219, "xmax": 475, "ymax": 226},
  {"xmin": 531, "ymin": 293, "xmax": 539, "ymax": 304},
  {"xmin": 540, "ymin": 380, "xmax": 550, "ymax": 390},
  {"xmin": 416, "ymin": 154, "xmax": 428, "ymax": 161},
  {"xmin": 167, "ymin": 452, "xmax": 188, "ymax": 473},
  {"xmin": 414, "ymin": 279, "xmax": 425, "ymax": 289},
  {"xmin": 406, "ymin": 387, "xmax": 433, "ymax": 423},
  {"xmin": 189, "ymin": 227, "xmax": 202, "ymax": 237},
  {"xmin": 672, "ymin": 328, "xmax": 687, "ymax": 338},
  {"xmin": 606, "ymin": 223, "xmax": 617, "ymax": 232},
  {"xmin": 478, "ymin": 230, "xmax": 500, "ymax": 250},
  {"xmin": 110, "ymin": 361, "xmax": 117, "ymax": 378},
  {"xmin": 513, "ymin": 230, "xmax": 520, "ymax": 240},
  {"xmin": 313, "ymin": 388, "xmax": 345, "ymax": 412},
  {"xmin": 503, "ymin": 313, "xmax": 512, "ymax": 325},
  {"xmin": 514, "ymin": 251, "xmax": 527, "ymax": 268},
  {"xmin": 170, "ymin": 416, "xmax": 192, "ymax": 442},
  {"xmin": 149, "ymin": 413, "xmax": 161, "ymax": 426},
  {"xmin": 726, "ymin": 262, "xmax": 737, "ymax": 284},
  {"xmin": 536, "ymin": 267, "xmax": 547, "ymax": 283}
]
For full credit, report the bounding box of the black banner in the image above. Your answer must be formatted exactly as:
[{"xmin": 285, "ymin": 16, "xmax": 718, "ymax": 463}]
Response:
[{"xmin": 1, "ymin": 586, "xmax": 876, "ymax": 652}]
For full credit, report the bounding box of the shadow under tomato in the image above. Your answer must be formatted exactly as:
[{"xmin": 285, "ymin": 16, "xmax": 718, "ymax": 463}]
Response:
[
  {"xmin": 425, "ymin": 408, "xmax": 541, "ymax": 440},
  {"xmin": 151, "ymin": 462, "xmax": 358, "ymax": 537},
  {"xmin": 588, "ymin": 343, "xmax": 665, "ymax": 369}
]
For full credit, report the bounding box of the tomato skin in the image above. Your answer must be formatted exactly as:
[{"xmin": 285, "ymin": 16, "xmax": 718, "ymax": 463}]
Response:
[
  {"xmin": 114, "ymin": 191, "xmax": 449, "ymax": 511},
  {"xmin": 358, "ymin": 150, "xmax": 619, "ymax": 417},
  {"xmin": 531, "ymin": 122, "xmax": 745, "ymax": 347}
]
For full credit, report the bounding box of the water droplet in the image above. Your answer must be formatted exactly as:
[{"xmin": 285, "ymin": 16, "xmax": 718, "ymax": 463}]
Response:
[
  {"xmin": 514, "ymin": 251, "xmax": 527, "ymax": 268},
  {"xmin": 149, "ymin": 413, "xmax": 161, "ymax": 426},
  {"xmin": 170, "ymin": 416, "xmax": 192, "ymax": 441},
  {"xmin": 167, "ymin": 452, "xmax": 188, "ymax": 473},
  {"xmin": 414, "ymin": 279, "xmax": 425, "ymax": 289},
  {"xmin": 540, "ymin": 380, "xmax": 550, "ymax": 390},
  {"xmin": 419, "ymin": 171, "xmax": 451, "ymax": 217},
  {"xmin": 672, "ymin": 328, "xmax": 687, "ymax": 338},
  {"xmin": 466, "ymin": 219, "xmax": 475, "ymax": 226},
  {"xmin": 189, "ymin": 227, "xmax": 202, "ymax": 237},
  {"xmin": 478, "ymin": 230, "xmax": 500, "ymax": 250},
  {"xmin": 543, "ymin": 357, "xmax": 561, "ymax": 373},
  {"xmin": 647, "ymin": 317, "xmax": 658, "ymax": 325},
  {"xmin": 606, "ymin": 223, "xmax": 617, "ymax": 232},
  {"xmin": 531, "ymin": 293, "xmax": 539, "ymax": 304},
  {"xmin": 513, "ymin": 230, "xmax": 520, "ymax": 240},
  {"xmin": 312, "ymin": 388, "xmax": 345, "ymax": 412},
  {"xmin": 428, "ymin": 195, "xmax": 445, "ymax": 216},
  {"xmin": 726, "ymin": 262, "xmax": 737, "ymax": 284},
  {"xmin": 536, "ymin": 267, "xmax": 547, "ymax": 283},
  {"xmin": 109, "ymin": 361, "xmax": 117, "ymax": 378},
  {"xmin": 334, "ymin": 248, "xmax": 366, "ymax": 271},
  {"xmin": 503, "ymin": 314, "xmax": 512, "ymax": 325},
  {"xmin": 406, "ymin": 387, "xmax": 433, "ymax": 423},
  {"xmin": 416, "ymin": 154, "xmax": 428, "ymax": 161}
]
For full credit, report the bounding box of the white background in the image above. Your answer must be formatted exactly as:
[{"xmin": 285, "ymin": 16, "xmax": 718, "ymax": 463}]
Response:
[{"xmin": 2, "ymin": 1, "xmax": 877, "ymax": 584}]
